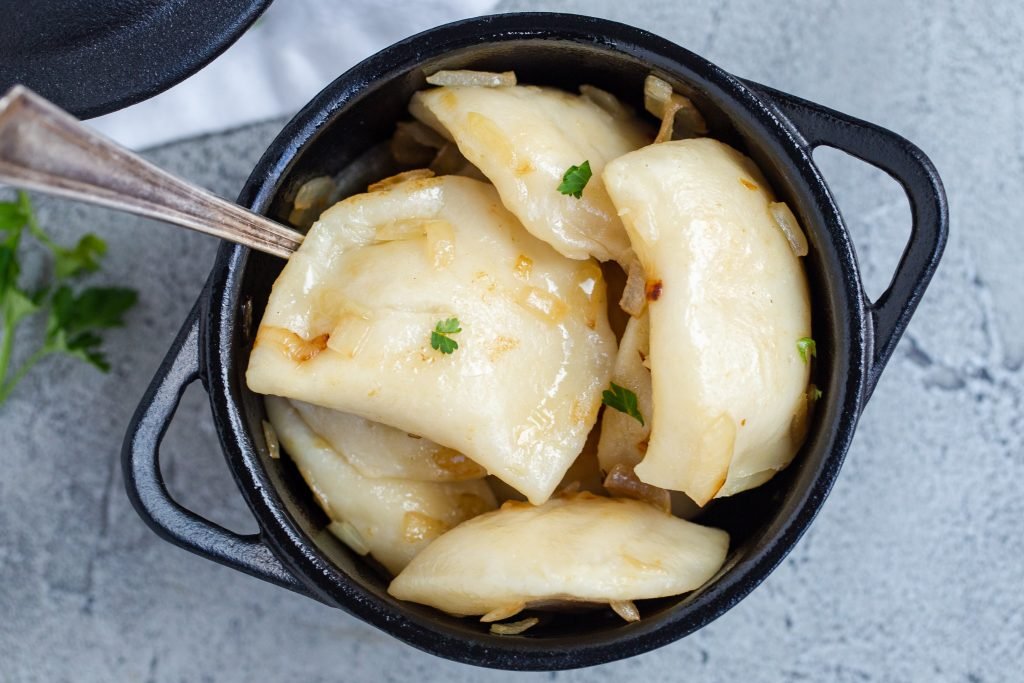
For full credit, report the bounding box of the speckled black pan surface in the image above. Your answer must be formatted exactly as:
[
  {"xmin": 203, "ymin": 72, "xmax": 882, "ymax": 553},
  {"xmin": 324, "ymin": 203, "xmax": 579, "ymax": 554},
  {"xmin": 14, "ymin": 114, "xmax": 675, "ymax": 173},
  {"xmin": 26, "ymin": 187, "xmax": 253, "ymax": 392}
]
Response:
[
  {"xmin": 123, "ymin": 13, "xmax": 947, "ymax": 671},
  {"xmin": 0, "ymin": 0, "xmax": 272, "ymax": 118}
]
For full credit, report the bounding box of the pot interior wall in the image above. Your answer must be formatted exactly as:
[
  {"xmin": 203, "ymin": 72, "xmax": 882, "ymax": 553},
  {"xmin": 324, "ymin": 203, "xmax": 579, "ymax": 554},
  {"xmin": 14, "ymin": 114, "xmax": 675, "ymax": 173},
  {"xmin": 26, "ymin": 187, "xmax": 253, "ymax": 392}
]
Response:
[{"xmin": 229, "ymin": 35, "xmax": 849, "ymax": 649}]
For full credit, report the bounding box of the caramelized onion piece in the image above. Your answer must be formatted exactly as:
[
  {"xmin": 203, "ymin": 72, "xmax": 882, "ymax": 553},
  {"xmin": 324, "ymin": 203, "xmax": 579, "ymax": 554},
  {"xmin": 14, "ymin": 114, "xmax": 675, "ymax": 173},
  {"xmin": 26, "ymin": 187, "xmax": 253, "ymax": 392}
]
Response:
[
  {"xmin": 671, "ymin": 98, "xmax": 708, "ymax": 139},
  {"xmin": 619, "ymin": 259, "xmax": 647, "ymax": 317},
  {"xmin": 609, "ymin": 600, "xmax": 640, "ymax": 622},
  {"xmin": 644, "ymin": 74, "xmax": 674, "ymax": 118},
  {"xmin": 490, "ymin": 617, "xmax": 539, "ymax": 635},
  {"xmin": 327, "ymin": 520, "xmax": 370, "ymax": 556},
  {"xmin": 288, "ymin": 175, "xmax": 336, "ymax": 229},
  {"xmin": 426, "ymin": 70, "xmax": 517, "ymax": 87},
  {"xmin": 653, "ymin": 98, "xmax": 683, "ymax": 144},
  {"xmin": 261, "ymin": 419, "xmax": 280, "ymax": 459},
  {"xmin": 769, "ymin": 201, "xmax": 810, "ymax": 257},
  {"xmin": 481, "ymin": 601, "xmax": 526, "ymax": 623},
  {"xmin": 602, "ymin": 463, "xmax": 671, "ymax": 513},
  {"xmin": 644, "ymin": 74, "xmax": 708, "ymax": 142}
]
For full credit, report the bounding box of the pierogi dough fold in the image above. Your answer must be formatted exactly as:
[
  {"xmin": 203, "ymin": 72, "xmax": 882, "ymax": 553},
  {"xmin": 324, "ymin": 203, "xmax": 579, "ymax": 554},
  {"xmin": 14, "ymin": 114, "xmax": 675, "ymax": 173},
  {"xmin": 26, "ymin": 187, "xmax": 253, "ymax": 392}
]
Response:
[
  {"xmin": 247, "ymin": 175, "xmax": 616, "ymax": 505},
  {"xmin": 602, "ymin": 138, "xmax": 812, "ymax": 506},
  {"xmin": 265, "ymin": 397, "xmax": 496, "ymax": 575},
  {"xmin": 410, "ymin": 84, "xmax": 651, "ymax": 264},
  {"xmin": 289, "ymin": 400, "xmax": 487, "ymax": 482}
]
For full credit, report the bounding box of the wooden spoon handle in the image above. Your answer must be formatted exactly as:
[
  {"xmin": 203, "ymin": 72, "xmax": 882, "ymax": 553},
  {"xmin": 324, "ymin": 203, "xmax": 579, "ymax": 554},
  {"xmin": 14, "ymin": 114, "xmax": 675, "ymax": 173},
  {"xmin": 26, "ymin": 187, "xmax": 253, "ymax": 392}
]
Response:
[{"xmin": 0, "ymin": 85, "xmax": 303, "ymax": 259}]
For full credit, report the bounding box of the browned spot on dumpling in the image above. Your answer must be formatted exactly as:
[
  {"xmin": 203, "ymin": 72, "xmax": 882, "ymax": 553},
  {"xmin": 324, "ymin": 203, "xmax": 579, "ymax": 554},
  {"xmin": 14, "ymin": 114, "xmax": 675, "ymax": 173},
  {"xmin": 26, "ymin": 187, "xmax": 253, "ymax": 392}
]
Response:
[
  {"xmin": 513, "ymin": 254, "xmax": 533, "ymax": 279},
  {"xmin": 256, "ymin": 326, "xmax": 329, "ymax": 363},
  {"xmin": 465, "ymin": 111, "xmax": 513, "ymax": 165},
  {"xmin": 570, "ymin": 398, "xmax": 594, "ymax": 425},
  {"xmin": 739, "ymin": 178, "xmax": 758, "ymax": 190},
  {"xmin": 367, "ymin": 168, "xmax": 435, "ymax": 192},
  {"xmin": 645, "ymin": 280, "xmax": 663, "ymax": 302},
  {"xmin": 636, "ymin": 436, "xmax": 650, "ymax": 455},
  {"xmin": 439, "ymin": 90, "xmax": 458, "ymax": 109},
  {"xmin": 402, "ymin": 511, "xmax": 450, "ymax": 544},
  {"xmin": 622, "ymin": 554, "xmax": 666, "ymax": 574},
  {"xmin": 514, "ymin": 158, "xmax": 533, "ymax": 175},
  {"xmin": 488, "ymin": 336, "xmax": 520, "ymax": 362},
  {"xmin": 432, "ymin": 448, "xmax": 487, "ymax": 479},
  {"xmin": 709, "ymin": 473, "xmax": 728, "ymax": 499},
  {"xmin": 456, "ymin": 493, "xmax": 493, "ymax": 518},
  {"xmin": 473, "ymin": 270, "xmax": 499, "ymax": 293}
]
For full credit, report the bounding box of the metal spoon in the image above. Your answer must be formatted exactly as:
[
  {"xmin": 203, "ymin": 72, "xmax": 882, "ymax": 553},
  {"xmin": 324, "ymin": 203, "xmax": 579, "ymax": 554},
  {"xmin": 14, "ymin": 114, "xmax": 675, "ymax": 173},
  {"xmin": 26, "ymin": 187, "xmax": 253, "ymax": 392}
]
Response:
[{"xmin": 0, "ymin": 85, "xmax": 303, "ymax": 259}]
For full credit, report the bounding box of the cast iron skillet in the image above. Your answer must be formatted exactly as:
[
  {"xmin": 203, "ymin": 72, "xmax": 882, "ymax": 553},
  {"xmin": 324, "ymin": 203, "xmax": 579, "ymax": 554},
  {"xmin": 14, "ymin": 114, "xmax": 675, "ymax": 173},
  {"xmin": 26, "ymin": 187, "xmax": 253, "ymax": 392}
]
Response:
[
  {"xmin": 0, "ymin": 0, "xmax": 272, "ymax": 119},
  {"xmin": 122, "ymin": 13, "xmax": 947, "ymax": 671}
]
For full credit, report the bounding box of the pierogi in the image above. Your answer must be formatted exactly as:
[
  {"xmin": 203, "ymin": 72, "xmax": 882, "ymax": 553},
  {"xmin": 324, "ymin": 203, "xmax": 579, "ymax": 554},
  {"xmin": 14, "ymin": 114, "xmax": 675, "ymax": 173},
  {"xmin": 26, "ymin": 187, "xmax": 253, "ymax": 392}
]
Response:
[
  {"xmin": 602, "ymin": 138, "xmax": 812, "ymax": 505},
  {"xmin": 410, "ymin": 84, "xmax": 651, "ymax": 264},
  {"xmin": 289, "ymin": 400, "xmax": 486, "ymax": 482},
  {"xmin": 265, "ymin": 397, "xmax": 496, "ymax": 574},
  {"xmin": 388, "ymin": 492, "xmax": 729, "ymax": 617},
  {"xmin": 248, "ymin": 175, "xmax": 616, "ymax": 504}
]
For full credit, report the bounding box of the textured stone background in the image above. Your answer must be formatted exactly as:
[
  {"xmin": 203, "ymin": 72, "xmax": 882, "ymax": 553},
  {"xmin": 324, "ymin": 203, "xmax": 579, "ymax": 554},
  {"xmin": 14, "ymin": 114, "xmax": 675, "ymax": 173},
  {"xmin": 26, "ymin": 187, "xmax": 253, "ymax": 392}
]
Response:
[{"xmin": 1, "ymin": 0, "xmax": 1021, "ymax": 681}]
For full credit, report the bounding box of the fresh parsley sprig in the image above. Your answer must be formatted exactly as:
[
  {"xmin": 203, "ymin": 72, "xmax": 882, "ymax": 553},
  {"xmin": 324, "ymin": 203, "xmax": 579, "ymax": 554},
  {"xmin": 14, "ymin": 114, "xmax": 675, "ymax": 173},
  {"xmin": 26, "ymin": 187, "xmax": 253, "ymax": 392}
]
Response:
[
  {"xmin": 0, "ymin": 191, "xmax": 138, "ymax": 405},
  {"xmin": 430, "ymin": 317, "xmax": 462, "ymax": 355},
  {"xmin": 602, "ymin": 382, "xmax": 644, "ymax": 426},
  {"xmin": 557, "ymin": 160, "xmax": 592, "ymax": 199}
]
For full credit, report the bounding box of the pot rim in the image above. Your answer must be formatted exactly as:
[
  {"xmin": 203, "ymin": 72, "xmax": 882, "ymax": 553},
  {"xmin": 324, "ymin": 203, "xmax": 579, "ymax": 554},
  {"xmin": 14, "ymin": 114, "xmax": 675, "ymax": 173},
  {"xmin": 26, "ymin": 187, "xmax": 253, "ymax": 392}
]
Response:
[{"xmin": 204, "ymin": 12, "xmax": 868, "ymax": 669}]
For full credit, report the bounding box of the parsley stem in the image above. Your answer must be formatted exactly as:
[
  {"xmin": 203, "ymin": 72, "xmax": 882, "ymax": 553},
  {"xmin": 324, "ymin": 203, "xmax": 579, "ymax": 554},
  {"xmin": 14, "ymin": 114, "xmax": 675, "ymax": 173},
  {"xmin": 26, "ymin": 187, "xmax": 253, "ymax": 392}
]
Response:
[
  {"xmin": 19, "ymin": 191, "xmax": 55, "ymax": 251},
  {"xmin": 0, "ymin": 317, "xmax": 13, "ymax": 388},
  {"xmin": 0, "ymin": 346, "xmax": 48, "ymax": 405}
]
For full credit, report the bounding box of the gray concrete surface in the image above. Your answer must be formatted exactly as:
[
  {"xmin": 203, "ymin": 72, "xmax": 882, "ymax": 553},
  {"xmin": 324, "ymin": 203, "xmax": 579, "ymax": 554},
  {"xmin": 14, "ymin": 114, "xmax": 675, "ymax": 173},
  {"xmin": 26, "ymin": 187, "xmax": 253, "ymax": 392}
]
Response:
[{"xmin": 1, "ymin": 0, "xmax": 1021, "ymax": 681}]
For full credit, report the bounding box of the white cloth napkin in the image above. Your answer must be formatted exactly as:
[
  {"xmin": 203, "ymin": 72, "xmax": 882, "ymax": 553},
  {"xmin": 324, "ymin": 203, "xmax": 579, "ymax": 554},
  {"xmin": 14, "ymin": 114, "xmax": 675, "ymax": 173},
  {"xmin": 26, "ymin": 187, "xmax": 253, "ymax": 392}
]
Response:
[{"xmin": 88, "ymin": 0, "xmax": 499, "ymax": 149}]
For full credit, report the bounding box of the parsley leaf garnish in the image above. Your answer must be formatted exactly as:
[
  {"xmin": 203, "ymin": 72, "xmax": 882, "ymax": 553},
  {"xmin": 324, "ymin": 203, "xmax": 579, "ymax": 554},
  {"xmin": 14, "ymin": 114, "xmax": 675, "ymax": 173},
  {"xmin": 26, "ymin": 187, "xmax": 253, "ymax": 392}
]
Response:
[
  {"xmin": 430, "ymin": 317, "xmax": 462, "ymax": 354},
  {"xmin": 796, "ymin": 337, "xmax": 816, "ymax": 363},
  {"xmin": 0, "ymin": 191, "xmax": 138, "ymax": 405},
  {"xmin": 602, "ymin": 382, "xmax": 644, "ymax": 426},
  {"xmin": 557, "ymin": 160, "xmax": 592, "ymax": 199}
]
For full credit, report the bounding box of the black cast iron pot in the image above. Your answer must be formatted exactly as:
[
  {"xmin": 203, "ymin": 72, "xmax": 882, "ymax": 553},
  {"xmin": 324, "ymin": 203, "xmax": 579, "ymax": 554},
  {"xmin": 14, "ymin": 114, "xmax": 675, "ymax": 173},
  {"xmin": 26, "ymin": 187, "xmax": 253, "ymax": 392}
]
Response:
[{"xmin": 122, "ymin": 13, "xmax": 948, "ymax": 671}]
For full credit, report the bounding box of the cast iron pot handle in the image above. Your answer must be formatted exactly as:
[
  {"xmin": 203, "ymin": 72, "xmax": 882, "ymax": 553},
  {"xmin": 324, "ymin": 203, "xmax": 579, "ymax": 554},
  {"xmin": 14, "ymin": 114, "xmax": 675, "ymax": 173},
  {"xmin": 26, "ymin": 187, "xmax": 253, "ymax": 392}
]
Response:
[
  {"xmin": 122, "ymin": 301, "xmax": 314, "ymax": 598},
  {"xmin": 747, "ymin": 82, "xmax": 949, "ymax": 400}
]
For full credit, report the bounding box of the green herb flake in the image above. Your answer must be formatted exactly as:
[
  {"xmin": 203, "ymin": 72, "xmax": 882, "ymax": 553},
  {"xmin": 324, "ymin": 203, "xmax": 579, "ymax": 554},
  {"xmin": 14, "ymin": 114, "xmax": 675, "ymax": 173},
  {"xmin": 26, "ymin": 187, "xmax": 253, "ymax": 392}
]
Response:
[
  {"xmin": 602, "ymin": 382, "xmax": 644, "ymax": 426},
  {"xmin": 797, "ymin": 337, "xmax": 816, "ymax": 363},
  {"xmin": 557, "ymin": 160, "xmax": 593, "ymax": 199},
  {"xmin": 810, "ymin": 385, "xmax": 823, "ymax": 401},
  {"xmin": 0, "ymin": 191, "xmax": 138, "ymax": 405},
  {"xmin": 430, "ymin": 317, "xmax": 462, "ymax": 355}
]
